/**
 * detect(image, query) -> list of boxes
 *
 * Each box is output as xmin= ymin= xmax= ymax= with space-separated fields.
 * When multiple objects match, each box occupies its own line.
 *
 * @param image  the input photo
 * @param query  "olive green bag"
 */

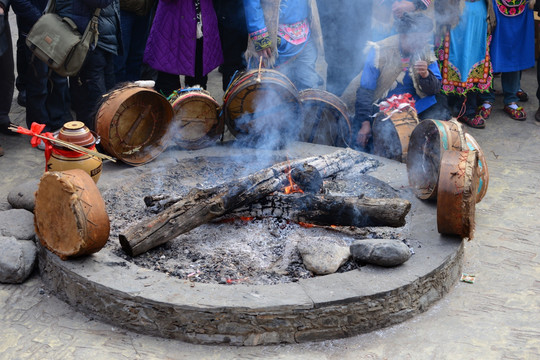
xmin=26 ymin=0 xmax=101 ymax=77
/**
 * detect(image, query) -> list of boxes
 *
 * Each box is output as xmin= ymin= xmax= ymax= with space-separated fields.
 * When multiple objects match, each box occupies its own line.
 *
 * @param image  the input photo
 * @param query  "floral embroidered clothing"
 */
xmin=243 ymin=0 xmax=310 ymax=63
xmin=437 ymin=0 xmax=492 ymax=94
xmin=490 ymin=0 xmax=534 ymax=72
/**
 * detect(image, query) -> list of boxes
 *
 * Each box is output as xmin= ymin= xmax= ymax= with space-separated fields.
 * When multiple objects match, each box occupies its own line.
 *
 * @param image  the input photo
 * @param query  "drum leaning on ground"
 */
xmin=34 ymin=169 xmax=110 ymax=260
xmin=372 ymin=107 xmax=419 ymax=163
xmin=407 ymin=119 xmax=465 ymax=200
xmin=96 ymin=85 xmax=174 ymax=166
xmin=437 ymin=150 xmax=479 ymax=239
xmin=298 ymin=89 xmax=352 ymax=147
xmin=169 ymin=88 xmax=223 ymax=149
xmin=464 ymin=133 xmax=489 ymax=202
xmin=222 ymin=69 xmax=301 ymax=148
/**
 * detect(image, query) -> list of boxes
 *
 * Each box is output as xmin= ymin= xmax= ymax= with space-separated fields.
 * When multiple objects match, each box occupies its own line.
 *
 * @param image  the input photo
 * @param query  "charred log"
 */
xmin=221 ymin=193 xmax=410 ymax=228
xmin=119 ymin=149 xmax=377 ymax=256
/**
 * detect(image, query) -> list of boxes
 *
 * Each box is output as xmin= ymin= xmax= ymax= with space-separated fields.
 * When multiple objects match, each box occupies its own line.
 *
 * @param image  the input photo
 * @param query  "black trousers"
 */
xmin=70 ymin=47 xmax=115 ymax=131
xmin=214 ymin=0 xmax=247 ymax=91
xmin=154 ymin=38 xmax=208 ymax=97
xmin=0 ymin=19 xmax=14 ymax=129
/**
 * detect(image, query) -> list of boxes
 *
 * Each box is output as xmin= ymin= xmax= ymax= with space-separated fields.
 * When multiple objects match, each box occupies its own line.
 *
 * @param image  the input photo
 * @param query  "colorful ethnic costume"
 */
xmin=477 ymin=0 xmax=535 ymax=121
xmin=437 ymin=0 xmax=493 ymax=95
xmin=242 ymin=0 xmax=323 ymax=90
xmin=354 ymin=34 xmax=443 ymax=123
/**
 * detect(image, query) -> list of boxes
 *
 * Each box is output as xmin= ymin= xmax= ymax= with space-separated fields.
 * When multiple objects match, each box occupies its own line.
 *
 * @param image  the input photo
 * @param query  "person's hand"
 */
xmin=414 ymin=60 xmax=429 ymax=78
xmin=257 ymin=48 xmax=272 ymax=60
xmin=356 ymin=121 xmax=372 ymax=148
xmin=392 ymin=0 xmax=415 ymax=18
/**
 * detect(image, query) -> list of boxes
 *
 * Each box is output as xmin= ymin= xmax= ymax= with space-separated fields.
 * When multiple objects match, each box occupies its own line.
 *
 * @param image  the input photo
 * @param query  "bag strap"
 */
xmin=81 ymin=8 xmax=102 ymax=48
xmin=44 ymin=0 xmax=102 ymax=48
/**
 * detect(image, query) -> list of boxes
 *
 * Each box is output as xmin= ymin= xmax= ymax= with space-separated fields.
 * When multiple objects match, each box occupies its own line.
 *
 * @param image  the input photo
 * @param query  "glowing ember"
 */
xmin=298 ymin=222 xmax=315 ymax=228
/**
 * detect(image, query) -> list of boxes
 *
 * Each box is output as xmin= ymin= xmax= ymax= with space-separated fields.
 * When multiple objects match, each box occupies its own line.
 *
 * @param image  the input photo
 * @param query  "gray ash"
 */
xmin=102 ymin=156 xmax=404 ymax=285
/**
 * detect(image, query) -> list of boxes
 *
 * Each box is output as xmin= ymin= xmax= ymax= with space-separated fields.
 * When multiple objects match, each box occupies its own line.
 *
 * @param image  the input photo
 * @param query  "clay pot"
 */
xmin=46 ymin=121 xmax=103 ymax=183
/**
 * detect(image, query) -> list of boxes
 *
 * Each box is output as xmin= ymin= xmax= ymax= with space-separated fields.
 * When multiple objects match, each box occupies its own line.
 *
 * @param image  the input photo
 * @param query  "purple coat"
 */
xmin=144 ymin=0 xmax=223 ymax=76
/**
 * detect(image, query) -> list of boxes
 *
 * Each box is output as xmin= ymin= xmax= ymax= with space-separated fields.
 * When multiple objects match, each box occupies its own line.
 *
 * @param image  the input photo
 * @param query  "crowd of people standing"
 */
xmin=0 ymin=0 xmax=539 ymax=157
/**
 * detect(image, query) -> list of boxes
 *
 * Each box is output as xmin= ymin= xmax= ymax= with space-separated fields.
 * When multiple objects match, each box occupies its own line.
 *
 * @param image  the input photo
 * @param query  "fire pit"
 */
xmin=38 ymin=143 xmax=463 ymax=345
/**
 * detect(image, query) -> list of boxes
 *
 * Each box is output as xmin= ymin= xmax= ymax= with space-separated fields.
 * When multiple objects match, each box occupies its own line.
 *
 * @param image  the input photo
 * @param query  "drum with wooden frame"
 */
xmin=222 ymin=69 xmax=301 ymax=148
xmin=168 ymin=87 xmax=223 ymax=149
xmin=96 ymin=85 xmax=174 ymax=166
xmin=406 ymin=118 xmax=465 ymax=200
xmin=372 ymin=106 xmax=419 ymax=162
xmin=437 ymin=150 xmax=479 ymax=239
xmin=298 ymin=89 xmax=352 ymax=147
xmin=34 ymin=169 xmax=110 ymax=260
xmin=463 ymin=133 xmax=489 ymax=203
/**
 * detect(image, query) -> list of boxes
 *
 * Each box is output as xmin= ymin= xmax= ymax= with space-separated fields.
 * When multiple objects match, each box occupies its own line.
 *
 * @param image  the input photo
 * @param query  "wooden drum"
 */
xmin=407 ymin=119 xmax=465 ymax=200
xmin=463 ymin=133 xmax=489 ymax=202
xmin=34 ymin=169 xmax=110 ymax=260
xmin=372 ymin=107 xmax=419 ymax=163
xmin=96 ymin=85 xmax=174 ymax=166
xmin=437 ymin=150 xmax=479 ymax=239
xmin=298 ymin=89 xmax=352 ymax=147
xmin=222 ymin=69 xmax=301 ymax=148
xmin=168 ymin=88 xmax=223 ymax=149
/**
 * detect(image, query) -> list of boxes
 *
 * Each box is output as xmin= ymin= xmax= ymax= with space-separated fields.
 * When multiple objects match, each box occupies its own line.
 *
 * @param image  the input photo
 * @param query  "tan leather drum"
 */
xmin=34 ymin=169 xmax=110 ymax=260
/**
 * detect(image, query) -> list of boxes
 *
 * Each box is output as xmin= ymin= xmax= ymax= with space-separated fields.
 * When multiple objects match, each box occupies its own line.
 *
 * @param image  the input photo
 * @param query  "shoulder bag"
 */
xmin=26 ymin=0 xmax=101 ymax=77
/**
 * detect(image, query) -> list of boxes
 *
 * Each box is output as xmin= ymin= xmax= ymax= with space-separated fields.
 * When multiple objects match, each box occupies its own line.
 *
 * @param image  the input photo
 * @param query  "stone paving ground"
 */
xmin=1 ymin=10 xmax=540 ymax=360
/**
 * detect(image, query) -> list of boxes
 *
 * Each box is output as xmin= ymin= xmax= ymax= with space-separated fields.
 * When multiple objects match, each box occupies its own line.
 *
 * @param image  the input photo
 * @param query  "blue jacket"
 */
xmin=55 ymin=0 xmax=122 ymax=55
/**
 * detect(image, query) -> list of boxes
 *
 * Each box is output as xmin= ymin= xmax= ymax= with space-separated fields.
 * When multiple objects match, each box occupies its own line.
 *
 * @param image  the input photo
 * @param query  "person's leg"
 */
xmin=71 ymin=48 xmax=109 ymax=130
xmin=278 ymin=38 xmax=322 ymax=91
xmin=501 ymin=71 xmax=520 ymax=105
xmin=114 ymin=10 xmax=135 ymax=84
xmin=15 ymin=17 xmax=27 ymax=107
xmin=536 ymin=60 xmax=540 ymax=121
xmin=155 ymin=71 xmax=181 ymax=97
xmin=124 ymin=14 xmax=151 ymax=82
xmin=0 ymin=22 xmax=14 ymax=131
xmin=185 ymin=38 xmax=208 ymax=89
xmin=45 ymin=72 xmax=72 ymax=132
xmin=24 ymin=48 xmax=49 ymax=129
xmin=418 ymin=94 xmax=452 ymax=121
xmin=501 ymin=71 xmax=526 ymax=120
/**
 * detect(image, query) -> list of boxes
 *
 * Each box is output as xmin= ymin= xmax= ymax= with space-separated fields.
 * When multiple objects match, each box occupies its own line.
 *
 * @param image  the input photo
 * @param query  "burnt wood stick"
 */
xmin=119 ymin=149 xmax=377 ymax=256
xmin=218 ymin=193 xmax=411 ymax=228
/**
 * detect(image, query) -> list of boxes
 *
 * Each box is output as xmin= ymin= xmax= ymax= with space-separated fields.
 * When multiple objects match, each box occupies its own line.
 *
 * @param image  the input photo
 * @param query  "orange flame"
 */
xmin=282 ymin=163 xmax=304 ymax=195
xmin=298 ymin=222 xmax=314 ymax=228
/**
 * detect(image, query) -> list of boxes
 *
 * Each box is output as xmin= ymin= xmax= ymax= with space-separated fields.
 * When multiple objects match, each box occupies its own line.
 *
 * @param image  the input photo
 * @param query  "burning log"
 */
xmin=222 ymin=193 xmax=410 ymax=228
xmin=119 ymin=149 xmax=377 ymax=256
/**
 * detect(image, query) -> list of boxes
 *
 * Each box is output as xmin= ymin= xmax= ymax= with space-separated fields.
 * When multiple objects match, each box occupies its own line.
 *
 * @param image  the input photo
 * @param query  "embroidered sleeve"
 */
xmin=249 ymin=27 xmax=272 ymax=51
xmin=243 ymin=0 xmax=272 ymax=51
